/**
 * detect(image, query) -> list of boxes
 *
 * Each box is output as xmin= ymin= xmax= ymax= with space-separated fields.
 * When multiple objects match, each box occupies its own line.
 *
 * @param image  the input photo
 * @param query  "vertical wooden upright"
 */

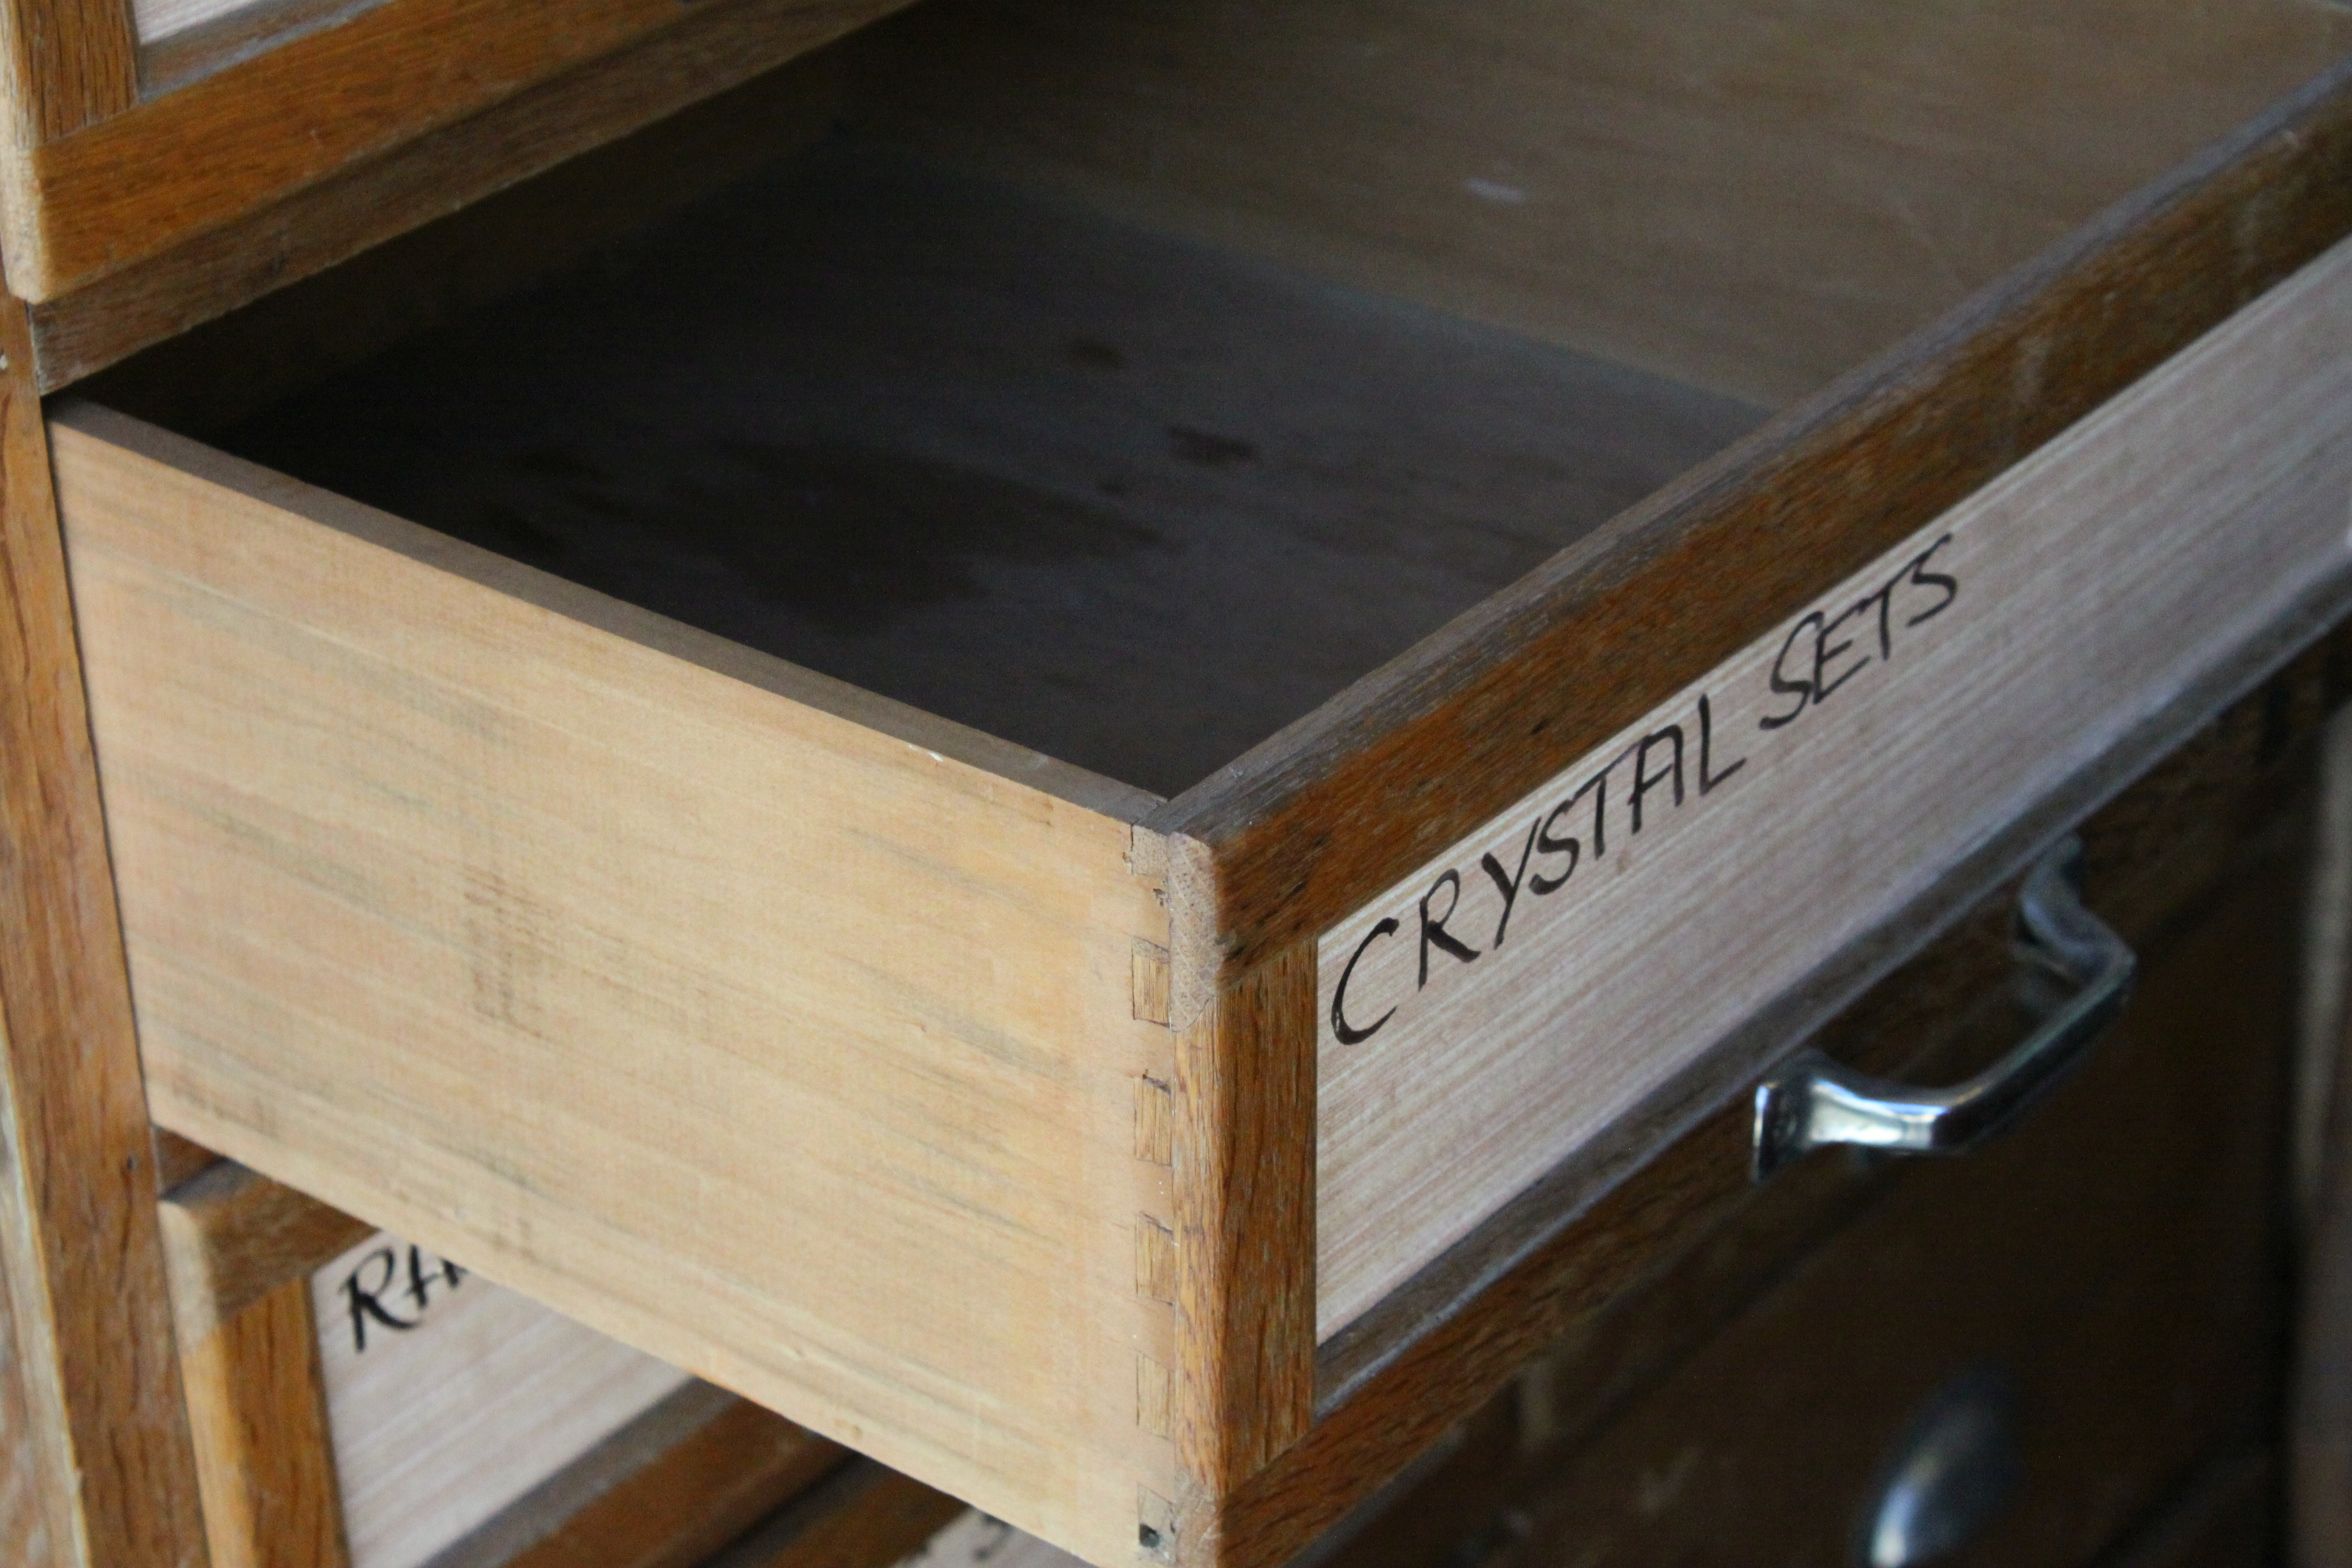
xmin=0 ymin=289 xmax=211 ymax=1567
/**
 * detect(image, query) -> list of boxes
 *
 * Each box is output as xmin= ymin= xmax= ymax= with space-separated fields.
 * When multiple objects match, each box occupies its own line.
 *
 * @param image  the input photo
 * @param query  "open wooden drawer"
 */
xmin=43 ymin=3 xmax=2352 ymax=1563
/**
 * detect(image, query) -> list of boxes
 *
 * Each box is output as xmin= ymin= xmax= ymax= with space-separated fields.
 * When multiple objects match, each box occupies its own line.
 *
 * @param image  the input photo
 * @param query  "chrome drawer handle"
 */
xmin=1752 ymin=838 xmax=2135 ymax=1181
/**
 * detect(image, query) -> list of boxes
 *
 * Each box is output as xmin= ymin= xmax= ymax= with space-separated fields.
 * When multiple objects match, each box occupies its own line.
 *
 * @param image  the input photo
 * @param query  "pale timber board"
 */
xmin=1316 ymin=236 xmax=2352 ymax=1340
xmin=309 ymin=1231 xmax=687 ymax=1568
xmin=50 ymin=408 xmax=1176 ymax=1566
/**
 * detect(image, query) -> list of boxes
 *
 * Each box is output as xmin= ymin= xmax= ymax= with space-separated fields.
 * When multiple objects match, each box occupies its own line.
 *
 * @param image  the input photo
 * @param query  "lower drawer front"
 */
xmin=163 ymin=1169 xmax=837 ymax=1568
xmin=1495 ymin=862 xmax=2294 ymax=1566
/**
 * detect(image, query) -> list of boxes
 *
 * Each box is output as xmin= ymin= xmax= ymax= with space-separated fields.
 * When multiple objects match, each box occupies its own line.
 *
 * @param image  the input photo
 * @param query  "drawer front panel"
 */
xmin=310 ymin=1232 xmax=689 ymax=1568
xmin=1317 ymin=235 xmax=2352 ymax=1338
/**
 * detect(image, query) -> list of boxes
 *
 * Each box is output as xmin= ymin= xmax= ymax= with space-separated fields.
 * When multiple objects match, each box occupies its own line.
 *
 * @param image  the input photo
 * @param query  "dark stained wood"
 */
xmin=427 ymin=1384 xmax=845 ymax=1568
xmin=23 ymin=0 xmax=901 ymax=385
xmin=2296 ymin=711 xmax=2352 ymax=1568
xmin=1202 ymin=642 xmax=2340 ymax=1568
xmin=178 ymin=1278 xmax=346 ymax=1568
xmin=0 ymin=0 xmax=135 ymax=145
xmin=1170 ymin=937 xmax=1315 ymax=1546
xmin=705 ymin=1461 xmax=965 ymax=1568
xmin=1492 ymin=862 xmax=2295 ymax=1567
xmin=1148 ymin=56 xmax=2352 ymax=971
xmin=0 ymin=291 xmax=210 ymax=1567
xmin=69 ymin=49 xmax=850 ymax=422
xmin=2 ymin=0 xmax=912 ymax=305
xmin=177 ymin=140 xmax=1757 ymax=798
xmin=158 ymin=1161 xmax=373 ymax=1344
xmin=2101 ymin=1454 xmax=2276 ymax=1568
xmin=841 ymin=0 xmax=2352 ymax=411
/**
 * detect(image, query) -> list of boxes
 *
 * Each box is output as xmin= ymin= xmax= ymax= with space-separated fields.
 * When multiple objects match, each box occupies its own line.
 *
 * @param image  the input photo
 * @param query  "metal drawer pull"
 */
xmin=1752 ymin=838 xmax=2135 ymax=1181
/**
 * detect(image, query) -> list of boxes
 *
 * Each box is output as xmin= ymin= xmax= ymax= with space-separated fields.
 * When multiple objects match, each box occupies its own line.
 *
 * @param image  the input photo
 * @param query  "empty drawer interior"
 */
xmin=89 ymin=0 xmax=2352 ymax=802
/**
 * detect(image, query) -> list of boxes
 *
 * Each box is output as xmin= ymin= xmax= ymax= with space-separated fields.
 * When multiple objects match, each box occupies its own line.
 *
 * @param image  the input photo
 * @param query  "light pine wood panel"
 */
xmin=52 ymin=409 xmax=1179 ymax=1566
xmin=1316 ymin=235 xmax=2352 ymax=1337
xmin=849 ymin=0 xmax=2352 ymax=408
xmin=0 ymin=299 xmax=212 ymax=1567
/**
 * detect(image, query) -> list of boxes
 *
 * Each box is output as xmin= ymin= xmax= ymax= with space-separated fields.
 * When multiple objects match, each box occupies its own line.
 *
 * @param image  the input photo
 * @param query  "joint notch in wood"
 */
xmin=1134 ymin=1212 xmax=1175 ymax=1303
xmin=1135 ymin=1352 xmax=1171 ymax=1439
xmin=1132 ymin=939 xmax=1171 ymax=1025
xmin=1133 ymin=1075 xmax=1173 ymax=1165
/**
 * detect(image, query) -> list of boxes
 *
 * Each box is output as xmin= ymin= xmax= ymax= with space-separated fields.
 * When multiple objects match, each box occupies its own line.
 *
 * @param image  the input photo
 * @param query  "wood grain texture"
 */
xmin=1166 ymin=935 xmax=1314 ymax=1548
xmin=427 ymin=1384 xmax=842 ymax=1568
xmin=29 ymin=0 xmax=880 ymax=387
xmin=311 ymin=1231 xmax=690 ymax=1568
xmin=0 ymin=1244 xmax=67 ymax=1566
xmin=885 ymin=1512 xmax=1085 ymax=1568
xmin=0 ymin=0 xmax=908 ymax=305
xmin=0 ymin=0 xmax=136 ymax=145
xmin=849 ymin=0 xmax=2352 ymax=408
xmin=1314 ymin=233 xmax=2352 ymax=1336
xmin=0 ymin=298 xmax=210 ymax=1568
xmin=1208 ymin=643 xmax=2346 ymax=1568
xmin=1147 ymin=54 xmax=2352 ymax=976
xmin=160 ymin=1160 xmax=373 ymax=1345
xmin=708 ymin=1463 xmax=964 ymax=1568
xmin=178 ymin=1277 xmax=347 ymax=1568
xmin=52 ymin=407 xmax=1177 ymax=1565
xmin=67 ymin=47 xmax=849 ymax=420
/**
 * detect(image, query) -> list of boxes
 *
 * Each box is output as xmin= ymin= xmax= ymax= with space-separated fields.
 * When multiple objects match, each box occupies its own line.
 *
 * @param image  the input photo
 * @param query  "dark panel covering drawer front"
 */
xmin=1495 ymin=859 xmax=2297 ymax=1567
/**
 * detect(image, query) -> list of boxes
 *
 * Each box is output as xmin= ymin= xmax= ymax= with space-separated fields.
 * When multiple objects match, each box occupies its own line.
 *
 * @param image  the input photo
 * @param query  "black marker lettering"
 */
xmin=1417 ymin=870 xmax=1480 ymax=987
xmin=1697 ymin=693 xmax=1747 ymax=794
xmin=342 ymin=1247 xmax=414 ymax=1353
xmin=1865 ymin=577 xmax=1899 ymax=659
xmin=1478 ymin=818 xmax=1542 ymax=947
xmin=1330 ymin=917 xmax=1399 ymax=1045
xmin=1529 ymin=797 xmax=1581 ymax=896
xmin=405 ymin=1245 xmax=464 ymax=1313
xmin=1813 ymin=599 xmax=1872 ymax=702
xmin=1759 ymin=612 xmax=1823 ymax=731
xmin=1905 ymin=533 xmax=1960 ymax=625
xmin=1628 ymin=725 xmax=1685 ymax=833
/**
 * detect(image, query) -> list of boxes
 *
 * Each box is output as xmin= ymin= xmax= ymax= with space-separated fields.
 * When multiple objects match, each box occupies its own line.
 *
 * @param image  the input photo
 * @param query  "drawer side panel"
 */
xmin=53 ymin=412 xmax=1177 ymax=1566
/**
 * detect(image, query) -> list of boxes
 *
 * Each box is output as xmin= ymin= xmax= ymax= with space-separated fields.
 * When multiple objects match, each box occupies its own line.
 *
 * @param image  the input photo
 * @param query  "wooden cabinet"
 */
xmin=0 ymin=2 xmax=2344 ymax=1566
